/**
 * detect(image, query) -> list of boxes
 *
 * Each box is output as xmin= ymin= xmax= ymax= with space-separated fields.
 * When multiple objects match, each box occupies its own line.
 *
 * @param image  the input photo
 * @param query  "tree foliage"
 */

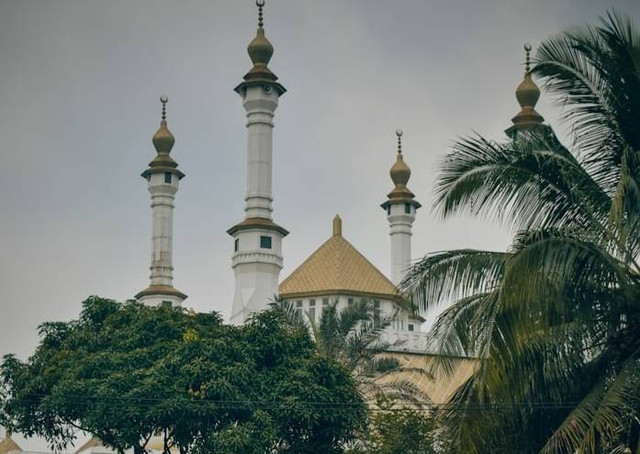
xmin=0 ymin=297 xmax=366 ymax=453
xmin=402 ymin=10 xmax=640 ymax=454
xmin=348 ymin=395 xmax=437 ymax=454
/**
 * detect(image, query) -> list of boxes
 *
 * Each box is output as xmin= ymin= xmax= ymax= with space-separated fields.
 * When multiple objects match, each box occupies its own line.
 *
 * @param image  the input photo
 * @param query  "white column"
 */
xmin=148 ymin=173 xmax=177 ymax=286
xmin=243 ymin=86 xmax=278 ymax=219
xmin=229 ymin=85 xmax=287 ymax=325
xmin=387 ymin=203 xmax=416 ymax=285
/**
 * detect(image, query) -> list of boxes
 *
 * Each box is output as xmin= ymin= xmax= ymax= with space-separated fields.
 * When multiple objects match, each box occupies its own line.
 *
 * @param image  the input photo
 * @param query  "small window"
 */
xmin=322 ymin=298 xmax=329 ymax=306
xmin=374 ymin=300 xmax=380 ymax=308
xmin=373 ymin=300 xmax=381 ymax=327
xmin=296 ymin=300 xmax=303 ymax=308
xmin=387 ymin=205 xmax=391 ymax=215
xmin=309 ymin=299 xmax=316 ymax=307
xmin=408 ymin=324 xmax=414 ymax=332
xmin=164 ymin=172 xmax=172 ymax=184
xmin=404 ymin=203 xmax=411 ymax=214
xmin=260 ymin=236 xmax=272 ymax=249
xmin=347 ymin=297 xmax=354 ymax=306
xmin=234 ymin=238 xmax=239 ymax=252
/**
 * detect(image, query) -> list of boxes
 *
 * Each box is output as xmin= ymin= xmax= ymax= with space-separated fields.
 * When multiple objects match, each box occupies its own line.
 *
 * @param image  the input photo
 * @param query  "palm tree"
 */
xmin=402 ymin=11 xmax=640 ymax=453
xmin=271 ymin=298 xmax=430 ymax=402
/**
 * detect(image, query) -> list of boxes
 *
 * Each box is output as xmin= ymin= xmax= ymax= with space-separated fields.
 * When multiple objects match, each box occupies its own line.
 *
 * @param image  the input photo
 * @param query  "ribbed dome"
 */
xmin=516 ymin=72 xmax=540 ymax=109
xmin=248 ymin=28 xmax=273 ymax=67
xmin=152 ymin=120 xmax=175 ymax=155
xmin=390 ymin=154 xmax=411 ymax=186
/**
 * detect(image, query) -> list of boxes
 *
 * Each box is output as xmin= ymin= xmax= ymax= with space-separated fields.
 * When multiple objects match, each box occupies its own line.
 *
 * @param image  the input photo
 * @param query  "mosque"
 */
xmin=0 ymin=1 xmax=550 ymax=452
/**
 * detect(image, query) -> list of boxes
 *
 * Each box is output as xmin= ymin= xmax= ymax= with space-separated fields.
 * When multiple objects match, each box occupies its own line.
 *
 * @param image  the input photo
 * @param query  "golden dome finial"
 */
xmin=247 ymin=0 xmax=273 ymax=68
xmin=390 ymin=130 xmax=410 ymax=187
xmin=152 ymin=95 xmax=175 ymax=155
xmin=509 ymin=43 xmax=544 ymax=129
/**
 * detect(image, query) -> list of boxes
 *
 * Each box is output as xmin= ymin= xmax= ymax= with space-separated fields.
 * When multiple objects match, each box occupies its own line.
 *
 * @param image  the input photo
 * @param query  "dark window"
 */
xmin=387 ymin=205 xmax=391 ymax=215
xmin=322 ymin=298 xmax=329 ymax=306
xmin=164 ymin=172 xmax=172 ymax=184
xmin=309 ymin=299 xmax=316 ymax=307
xmin=296 ymin=300 xmax=303 ymax=308
xmin=347 ymin=297 xmax=354 ymax=306
xmin=234 ymin=238 xmax=239 ymax=252
xmin=405 ymin=203 xmax=411 ymax=214
xmin=408 ymin=324 xmax=414 ymax=332
xmin=260 ymin=236 xmax=272 ymax=249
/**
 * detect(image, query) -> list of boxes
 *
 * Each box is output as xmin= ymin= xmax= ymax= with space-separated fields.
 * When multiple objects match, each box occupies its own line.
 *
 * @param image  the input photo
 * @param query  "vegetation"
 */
xmin=273 ymin=299 xmax=436 ymax=452
xmin=272 ymin=298 xmax=429 ymax=401
xmin=349 ymin=395 xmax=437 ymax=454
xmin=402 ymin=11 xmax=640 ymax=453
xmin=0 ymin=297 xmax=367 ymax=453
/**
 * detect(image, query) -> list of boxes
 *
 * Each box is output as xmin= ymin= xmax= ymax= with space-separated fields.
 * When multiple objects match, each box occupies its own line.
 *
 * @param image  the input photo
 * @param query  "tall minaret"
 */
xmin=135 ymin=96 xmax=187 ymax=306
xmin=381 ymin=130 xmax=421 ymax=285
xmin=227 ymin=0 xmax=288 ymax=324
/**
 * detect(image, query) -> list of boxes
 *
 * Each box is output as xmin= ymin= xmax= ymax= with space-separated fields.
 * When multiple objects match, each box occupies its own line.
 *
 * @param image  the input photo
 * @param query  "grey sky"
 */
xmin=1 ymin=2 xmax=639 ymax=446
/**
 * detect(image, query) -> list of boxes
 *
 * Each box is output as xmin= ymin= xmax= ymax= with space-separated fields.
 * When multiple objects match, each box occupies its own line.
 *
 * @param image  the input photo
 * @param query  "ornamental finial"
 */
xmin=160 ymin=95 xmax=168 ymax=121
xmin=256 ymin=0 xmax=265 ymax=28
xmin=524 ymin=42 xmax=532 ymax=73
xmin=396 ymin=129 xmax=403 ymax=154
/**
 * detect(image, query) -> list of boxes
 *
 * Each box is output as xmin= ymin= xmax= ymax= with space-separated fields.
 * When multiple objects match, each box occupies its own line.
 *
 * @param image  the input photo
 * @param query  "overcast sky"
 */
xmin=1 ymin=1 xmax=639 ymax=447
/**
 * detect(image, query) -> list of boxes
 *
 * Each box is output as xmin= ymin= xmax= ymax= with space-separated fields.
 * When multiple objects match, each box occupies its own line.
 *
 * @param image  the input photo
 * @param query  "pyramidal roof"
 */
xmin=0 ymin=434 xmax=22 ymax=454
xmin=74 ymin=437 xmax=104 ymax=454
xmin=279 ymin=216 xmax=399 ymax=300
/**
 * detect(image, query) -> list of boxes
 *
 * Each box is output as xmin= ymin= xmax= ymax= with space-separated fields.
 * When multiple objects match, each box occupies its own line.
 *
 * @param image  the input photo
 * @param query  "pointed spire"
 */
xmin=142 ymin=96 xmax=184 ymax=180
xmin=390 ymin=129 xmax=411 ymax=187
xmin=257 ymin=0 xmax=264 ymax=28
xmin=152 ymin=95 xmax=175 ymax=155
xmin=333 ymin=215 xmax=342 ymax=236
xmin=247 ymin=0 xmax=274 ymax=69
xmin=235 ymin=0 xmax=286 ymax=95
xmin=507 ymin=43 xmax=544 ymax=135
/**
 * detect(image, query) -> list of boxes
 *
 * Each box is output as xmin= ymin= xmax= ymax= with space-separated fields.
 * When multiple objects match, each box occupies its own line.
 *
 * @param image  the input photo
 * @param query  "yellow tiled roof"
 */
xmin=75 ymin=437 xmax=103 ymax=453
xmin=279 ymin=216 xmax=398 ymax=299
xmin=0 ymin=434 xmax=22 ymax=454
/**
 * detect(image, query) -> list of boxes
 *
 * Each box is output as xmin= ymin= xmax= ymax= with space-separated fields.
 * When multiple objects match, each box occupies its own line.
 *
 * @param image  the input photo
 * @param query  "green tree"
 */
xmin=402 ymin=11 xmax=640 ymax=454
xmin=272 ymin=298 xmax=428 ymax=402
xmin=349 ymin=395 xmax=437 ymax=454
xmin=0 ymin=297 xmax=366 ymax=453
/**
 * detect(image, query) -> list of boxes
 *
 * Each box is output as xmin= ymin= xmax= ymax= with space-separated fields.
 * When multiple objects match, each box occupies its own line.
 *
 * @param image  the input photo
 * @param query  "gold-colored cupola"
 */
xmin=141 ymin=96 xmax=185 ymax=180
xmin=235 ymin=0 xmax=286 ymax=96
xmin=381 ymin=130 xmax=422 ymax=210
xmin=506 ymin=44 xmax=545 ymax=138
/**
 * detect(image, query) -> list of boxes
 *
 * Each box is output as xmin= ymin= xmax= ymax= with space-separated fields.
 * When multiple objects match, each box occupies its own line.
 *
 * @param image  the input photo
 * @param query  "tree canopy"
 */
xmin=0 ymin=297 xmax=366 ymax=453
xmin=402 ymin=10 xmax=640 ymax=454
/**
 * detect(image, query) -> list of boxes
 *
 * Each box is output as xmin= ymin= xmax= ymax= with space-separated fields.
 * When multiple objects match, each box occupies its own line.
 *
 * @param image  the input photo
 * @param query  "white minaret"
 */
xmin=228 ymin=0 xmax=288 ymax=324
xmin=135 ymin=96 xmax=187 ymax=306
xmin=381 ymin=130 xmax=421 ymax=285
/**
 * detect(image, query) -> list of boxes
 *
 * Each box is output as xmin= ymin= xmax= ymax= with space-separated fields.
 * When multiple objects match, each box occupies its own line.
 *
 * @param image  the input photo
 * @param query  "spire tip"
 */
xmin=395 ymin=129 xmax=403 ymax=154
xmin=524 ymin=42 xmax=532 ymax=72
xmin=256 ymin=0 xmax=265 ymax=28
xmin=160 ymin=95 xmax=168 ymax=121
